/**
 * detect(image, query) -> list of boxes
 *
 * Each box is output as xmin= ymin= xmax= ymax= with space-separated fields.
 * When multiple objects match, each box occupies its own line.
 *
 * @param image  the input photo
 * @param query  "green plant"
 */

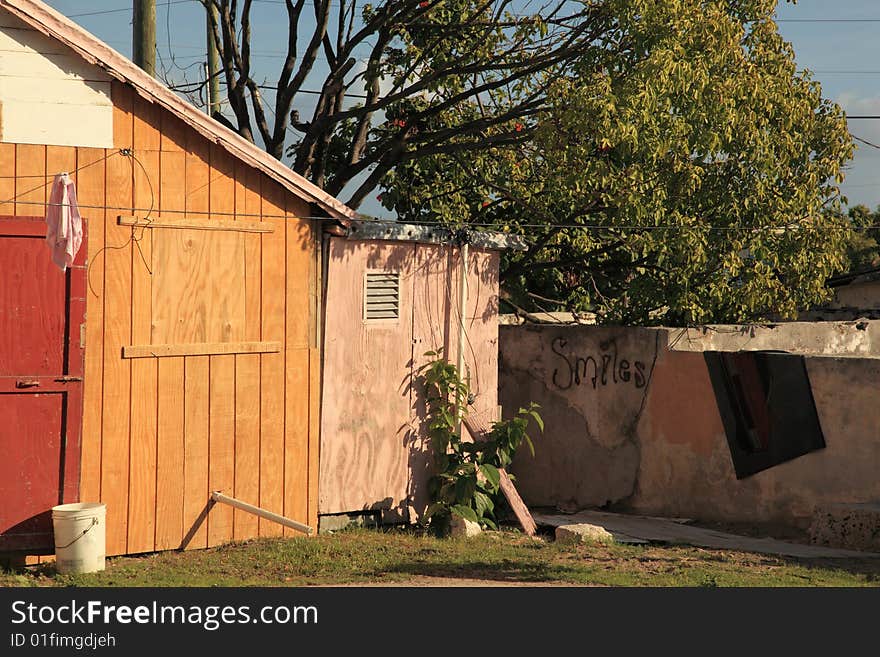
xmin=419 ymin=351 xmax=543 ymax=534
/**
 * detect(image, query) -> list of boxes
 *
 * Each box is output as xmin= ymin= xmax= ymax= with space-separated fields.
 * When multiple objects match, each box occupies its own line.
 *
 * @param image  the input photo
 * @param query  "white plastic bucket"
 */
xmin=51 ymin=502 xmax=106 ymax=575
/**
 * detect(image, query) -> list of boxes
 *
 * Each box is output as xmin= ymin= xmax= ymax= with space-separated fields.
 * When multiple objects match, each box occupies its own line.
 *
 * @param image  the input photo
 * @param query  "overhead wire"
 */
xmin=851 ymin=134 xmax=880 ymax=150
xmin=4 ymin=194 xmax=875 ymax=232
xmin=82 ymin=149 xmax=156 ymax=297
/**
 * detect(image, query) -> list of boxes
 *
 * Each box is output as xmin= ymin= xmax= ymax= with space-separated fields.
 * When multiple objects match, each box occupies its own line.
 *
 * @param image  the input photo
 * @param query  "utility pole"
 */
xmin=133 ymin=0 xmax=156 ymax=77
xmin=206 ymin=4 xmax=221 ymax=117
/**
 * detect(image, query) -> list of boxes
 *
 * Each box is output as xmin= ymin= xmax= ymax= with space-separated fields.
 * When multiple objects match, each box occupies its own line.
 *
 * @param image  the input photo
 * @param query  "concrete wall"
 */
xmin=501 ymin=324 xmax=880 ymax=528
xmin=832 ymin=280 xmax=880 ymax=313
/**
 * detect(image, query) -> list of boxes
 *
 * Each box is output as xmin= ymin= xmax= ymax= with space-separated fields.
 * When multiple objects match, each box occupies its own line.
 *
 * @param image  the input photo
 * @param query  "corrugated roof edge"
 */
xmin=343 ymin=220 xmax=528 ymax=251
xmin=0 ymin=0 xmax=358 ymax=223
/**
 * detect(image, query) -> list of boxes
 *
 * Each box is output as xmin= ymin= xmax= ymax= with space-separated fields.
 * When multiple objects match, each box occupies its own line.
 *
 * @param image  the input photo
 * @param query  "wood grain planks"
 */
xmin=123 ymin=341 xmax=280 ymax=358
xmin=153 ymin=146 xmax=186 ymax=550
xmin=206 ymin=145 xmax=237 ymax=547
xmin=77 ymin=147 xmax=106 ymax=505
xmin=45 ymin=146 xmax=75 ymax=187
xmin=155 ymin=356 xmax=184 ymax=550
xmin=0 ymin=78 xmax=321 ymax=557
xmin=240 ymin=167 xmax=262 ymax=344
xmin=14 ymin=143 xmax=44 ymax=215
xmin=259 ymin=182 xmax=286 ymax=537
xmin=126 ymin=129 xmax=158 ymax=554
xmin=159 ymin=112 xmax=187 ymax=153
xmin=180 ymin=135 xmax=212 ymax=550
xmin=0 ymin=143 xmax=14 ymax=213
xmin=286 ymin=198 xmax=311 ymax=349
xmin=182 ymin=356 xmax=209 ymax=550
xmin=284 ymin=348 xmax=309 ymax=533
xmin=159 ymin=151 xmax=186 ymax=216
xmin=112 ymin=82 xmax=133 ymax=149
xmin=150 ymin=229 xmax=245 ymax=344
xmin=185 ymin=138 xmax=210 ymax=221
xmin=132 ymin=99 xmax=161 ymax=152
xmin=283 ymin=196 xmax=313 ymax=533
xmin=308 ymin=347 xmax=320 ymax=533
xmin=102 ymin=83 xmax=134 ymax=555
xmin=118 ymin=215 xmax=273 ymax=233
xmin=233 ymin=353 xmax=260 ymax=540
xmin=233 ymin=164 xmax=261 ymax=540
xmin=208 ymin=354 xmax=235 ymax=546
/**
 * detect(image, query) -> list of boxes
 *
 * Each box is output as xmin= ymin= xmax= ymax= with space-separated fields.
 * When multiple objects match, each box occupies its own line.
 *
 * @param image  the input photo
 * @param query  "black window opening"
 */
xmin=703 ymin=351 xmax=826 ymax=479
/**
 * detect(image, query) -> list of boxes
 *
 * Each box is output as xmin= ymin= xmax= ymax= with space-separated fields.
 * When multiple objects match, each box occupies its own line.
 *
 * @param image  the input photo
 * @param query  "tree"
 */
xmin=837 ymin=205 xmax=880 ymax=273
xmin=194 ymin=0 xmax=607 ymax=207
xmin=381 ymin=0 xmax=856 ymax=324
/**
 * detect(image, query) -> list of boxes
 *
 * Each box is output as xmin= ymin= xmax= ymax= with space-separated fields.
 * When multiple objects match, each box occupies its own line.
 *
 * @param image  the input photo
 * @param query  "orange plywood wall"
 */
xmin=1 ymin=80 xmax=321 ymax=556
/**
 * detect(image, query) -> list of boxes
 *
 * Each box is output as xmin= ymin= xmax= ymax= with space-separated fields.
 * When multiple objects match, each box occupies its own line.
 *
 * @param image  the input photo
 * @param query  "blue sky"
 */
xmin=41 ymin=0 xmax=880 ymax=213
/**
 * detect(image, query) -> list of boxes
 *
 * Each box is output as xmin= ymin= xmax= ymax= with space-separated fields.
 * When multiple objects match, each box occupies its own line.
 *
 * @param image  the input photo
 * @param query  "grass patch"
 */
xmin=2 ymin=527 xmax=878 ymax=587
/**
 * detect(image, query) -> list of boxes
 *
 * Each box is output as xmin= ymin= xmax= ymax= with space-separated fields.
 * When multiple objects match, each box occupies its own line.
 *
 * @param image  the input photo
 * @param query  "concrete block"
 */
xmin=555 ymin=523 xmax=614 ymax=545
xmin=318 ymin=512 xmax=380 ymax=534
xmin=449 ymin=515 xmax=482 ymax=538
xmin=809 ymin=503 xmax=880 ymax=553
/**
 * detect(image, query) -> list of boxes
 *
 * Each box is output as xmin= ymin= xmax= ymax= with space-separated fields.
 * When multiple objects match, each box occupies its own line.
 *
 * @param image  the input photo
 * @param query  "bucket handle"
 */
xmin=55 ymin=517 xmax=99 ymax=550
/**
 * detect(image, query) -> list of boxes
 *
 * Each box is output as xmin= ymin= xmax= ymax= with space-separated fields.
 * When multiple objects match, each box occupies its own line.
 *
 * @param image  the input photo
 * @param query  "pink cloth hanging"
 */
xmin=45 ymin=172 xmax=83 ymax=271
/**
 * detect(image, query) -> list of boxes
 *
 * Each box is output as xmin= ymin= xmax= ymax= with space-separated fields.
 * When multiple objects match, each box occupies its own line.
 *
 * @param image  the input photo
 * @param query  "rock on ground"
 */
xmin=555 ymin=523 xmax=614 ymax=545
xmin=450 ymin=515 xmax=482 ymax=538
xmin=809 ymin=503 xmax=880 ymax=553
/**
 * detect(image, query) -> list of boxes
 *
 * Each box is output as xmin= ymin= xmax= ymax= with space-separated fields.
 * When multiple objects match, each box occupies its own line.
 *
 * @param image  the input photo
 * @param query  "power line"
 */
xmin=5 ymin=195 xmax=871 ymax=231
xmin=776 ymin=18 xmax=880 ymax=23
xmin=852 ymin=134 xmax=880 ymax=150
xmin=168 ymin=79 xmax=369 ymax=100
xmin=61 ymin=3 xmax=880 ymax=24
xmin=67 ymin=0 xmax=354 ymax=19
xmin=68 ymin=0 xmax=191 ymax=19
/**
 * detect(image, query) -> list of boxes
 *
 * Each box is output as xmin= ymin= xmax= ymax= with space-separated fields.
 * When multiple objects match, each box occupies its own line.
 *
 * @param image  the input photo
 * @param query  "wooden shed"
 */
xmin=319 ymin=222 xmax=524 ymax=526
xmin=0 ymin=0 xmax=356 ymax=558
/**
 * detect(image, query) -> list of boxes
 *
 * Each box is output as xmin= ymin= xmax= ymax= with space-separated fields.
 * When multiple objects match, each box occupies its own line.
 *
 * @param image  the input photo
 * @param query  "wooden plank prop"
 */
xmin=462 ymin=415 xmax=537 ymax=537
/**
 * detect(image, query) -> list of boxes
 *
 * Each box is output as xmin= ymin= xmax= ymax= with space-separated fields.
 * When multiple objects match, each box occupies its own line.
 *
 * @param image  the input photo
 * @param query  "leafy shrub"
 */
xmin=418 ymin=351 xmax=542 ymax=534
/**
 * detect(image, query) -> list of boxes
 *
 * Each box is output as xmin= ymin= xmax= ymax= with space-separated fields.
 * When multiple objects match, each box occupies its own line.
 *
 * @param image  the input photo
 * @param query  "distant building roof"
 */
xmin=341 ymin=220 xmax=528 ymax=251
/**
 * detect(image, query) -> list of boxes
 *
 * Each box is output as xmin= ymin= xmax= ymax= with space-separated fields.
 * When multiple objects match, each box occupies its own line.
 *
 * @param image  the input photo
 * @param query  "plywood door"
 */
xmin=0 ymin=215 xmax=86 ymax=551
xmin=319 ymin=239 xmax=416 ymax=520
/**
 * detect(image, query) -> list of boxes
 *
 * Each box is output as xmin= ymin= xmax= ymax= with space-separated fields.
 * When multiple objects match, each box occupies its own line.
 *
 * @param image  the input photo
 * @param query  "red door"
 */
xmin=0 ymin=215 xmax=86 ymax=552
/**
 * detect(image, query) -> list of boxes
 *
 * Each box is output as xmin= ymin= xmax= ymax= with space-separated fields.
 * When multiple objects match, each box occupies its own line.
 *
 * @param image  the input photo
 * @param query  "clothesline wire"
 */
xmin=0 ymin=195 xmax=878 ymax=232
xmin=2 ymin=151 xmax=875 ymax=236
xmin=84 ymin=150 xmax=156 ymax=298
xmin=0 ymin=149 xmax=124 ymax=211
xmin=5 ymin=197 xmax=877 ymax=232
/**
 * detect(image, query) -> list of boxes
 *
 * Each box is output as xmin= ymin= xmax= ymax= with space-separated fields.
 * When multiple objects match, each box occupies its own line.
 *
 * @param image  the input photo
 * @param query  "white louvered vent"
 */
xmin=364 ymin=270 xmax=401 ymax=321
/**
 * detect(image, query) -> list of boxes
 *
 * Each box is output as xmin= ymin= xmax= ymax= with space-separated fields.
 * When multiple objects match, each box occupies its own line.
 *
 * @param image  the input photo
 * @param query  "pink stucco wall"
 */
xmin=320 ymin=237 xmax=500 ymax=521
xmin=501 ymin=324 xmax=880 ymax=528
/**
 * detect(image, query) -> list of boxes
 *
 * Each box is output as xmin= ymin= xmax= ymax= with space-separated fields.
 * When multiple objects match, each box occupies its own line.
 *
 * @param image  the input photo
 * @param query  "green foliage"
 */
xmin=834 ymin=204 xmax=880 ymax=273
xmin=382 ymin=0 xmax=856 ymax=325
xmin=418 ymin=351 xmax=542 ymax=534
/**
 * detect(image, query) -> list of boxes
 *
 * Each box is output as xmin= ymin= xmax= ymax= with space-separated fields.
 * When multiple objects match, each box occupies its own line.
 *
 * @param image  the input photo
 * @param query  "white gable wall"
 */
xmin=0 ymin=9 xmax=112 ymax=148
